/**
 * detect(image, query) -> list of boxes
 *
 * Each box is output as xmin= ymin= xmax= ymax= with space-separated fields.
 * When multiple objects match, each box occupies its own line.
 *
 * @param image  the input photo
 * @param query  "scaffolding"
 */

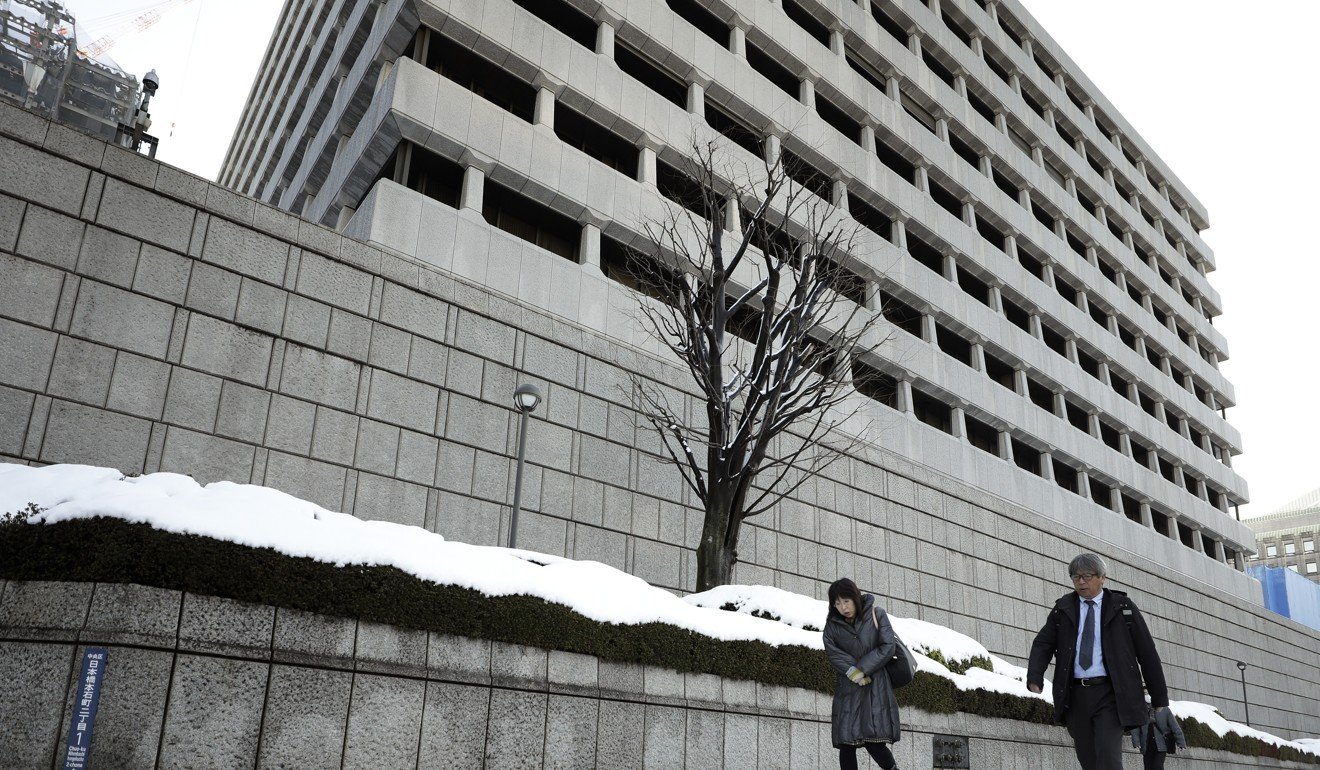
xmin=0 ymin=0 xmax=142 ymax=144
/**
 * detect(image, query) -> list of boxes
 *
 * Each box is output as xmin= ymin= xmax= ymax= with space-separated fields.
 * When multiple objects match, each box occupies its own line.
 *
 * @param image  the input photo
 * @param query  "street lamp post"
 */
xmin=508 ymin=383 xmax=542 ymax=549
xmin=1236 ymin=661 xmax=1250 ymax=726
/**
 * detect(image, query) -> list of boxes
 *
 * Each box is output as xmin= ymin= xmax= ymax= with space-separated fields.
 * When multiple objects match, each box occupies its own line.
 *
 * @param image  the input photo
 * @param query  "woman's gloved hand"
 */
xmin=846 ymin=666 xmax=872 ymax=686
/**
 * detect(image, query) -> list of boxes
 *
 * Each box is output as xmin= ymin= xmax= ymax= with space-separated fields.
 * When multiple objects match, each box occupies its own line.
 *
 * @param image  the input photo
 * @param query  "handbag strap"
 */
xmin=871 ymin=606 xmax=879 ymax=630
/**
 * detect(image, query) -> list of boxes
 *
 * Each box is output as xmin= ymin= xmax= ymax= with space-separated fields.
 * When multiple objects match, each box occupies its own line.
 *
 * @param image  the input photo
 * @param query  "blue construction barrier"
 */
xmin=1248 ymin=565 xmax=1320 ymax=632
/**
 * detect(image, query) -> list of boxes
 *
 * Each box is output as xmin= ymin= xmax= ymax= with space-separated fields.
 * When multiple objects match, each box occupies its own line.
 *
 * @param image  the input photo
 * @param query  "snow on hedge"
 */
xmin=2 ymin=463 xmax=1317 ymax=756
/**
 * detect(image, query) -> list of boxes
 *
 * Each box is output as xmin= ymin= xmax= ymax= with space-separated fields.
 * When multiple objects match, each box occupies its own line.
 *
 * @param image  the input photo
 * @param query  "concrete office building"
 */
xmin=1249 ymin=489 xmax=1320 ymax=582
xmin=0 ymin=0 xmax=1292 ymax=736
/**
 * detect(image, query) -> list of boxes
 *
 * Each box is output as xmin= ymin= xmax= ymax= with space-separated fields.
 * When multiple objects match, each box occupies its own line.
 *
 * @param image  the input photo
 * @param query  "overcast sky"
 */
xmin=67 ymin=0 xmax=1318 ymax=517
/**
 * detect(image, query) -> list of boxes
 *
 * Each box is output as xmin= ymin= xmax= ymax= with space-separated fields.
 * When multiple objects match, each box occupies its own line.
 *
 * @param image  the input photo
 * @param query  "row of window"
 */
xmin=1258 ymin=538 xmax=1317 ymax=558
xmin=395 ymin=19 xmax=1238 ymax=483
xmin=481 ymin=2 xmax=1231 ymax=413
xmin=767 ymin=0 xmax=1218 ymax=337
xmin=848 ymin=358 xmax=1238 ymax=566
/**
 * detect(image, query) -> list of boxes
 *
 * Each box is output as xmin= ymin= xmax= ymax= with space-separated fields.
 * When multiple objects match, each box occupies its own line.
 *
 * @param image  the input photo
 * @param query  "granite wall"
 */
xmin=2 ymin=579 xmax=1310 ymax=770
xmin=0 ymin=100 xmax=1317 ymax=738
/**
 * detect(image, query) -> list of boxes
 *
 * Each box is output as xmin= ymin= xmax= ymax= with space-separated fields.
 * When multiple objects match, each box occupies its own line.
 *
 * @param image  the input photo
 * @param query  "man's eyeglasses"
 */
xmin=1071 ymin=573 xmax=1099 ymax=582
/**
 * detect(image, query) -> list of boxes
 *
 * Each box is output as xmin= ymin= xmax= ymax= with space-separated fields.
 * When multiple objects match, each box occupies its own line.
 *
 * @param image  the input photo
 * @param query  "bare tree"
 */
xmin=625 ymin=140 xmax=889 ymax=592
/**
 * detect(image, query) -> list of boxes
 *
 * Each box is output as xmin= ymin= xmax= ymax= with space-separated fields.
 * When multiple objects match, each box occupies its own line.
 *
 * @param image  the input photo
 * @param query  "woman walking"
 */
xmin=824 ymin=578 xmax=902 ymax=770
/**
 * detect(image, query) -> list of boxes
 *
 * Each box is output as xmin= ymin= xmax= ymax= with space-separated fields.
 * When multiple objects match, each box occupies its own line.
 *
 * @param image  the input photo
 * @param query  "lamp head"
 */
xmin=513 ymin=383 xmax=542 ymax=413
xmin=1236 ymin=661 xmax=1246 ymax=672
xmin=142 ymin=69 xmax=160 ymax=95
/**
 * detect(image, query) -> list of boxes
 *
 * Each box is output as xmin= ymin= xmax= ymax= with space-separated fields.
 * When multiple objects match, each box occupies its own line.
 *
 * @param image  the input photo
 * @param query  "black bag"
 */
xmin=872 ymin=607 xmax=917 ymax=688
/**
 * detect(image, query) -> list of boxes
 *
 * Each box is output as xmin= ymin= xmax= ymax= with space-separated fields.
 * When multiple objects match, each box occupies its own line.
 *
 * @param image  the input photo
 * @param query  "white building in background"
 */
xmin=221 ymin=0 xmax=1251 ymax=591
xmin=1249 ymin=489 xmax=1320 ymax=582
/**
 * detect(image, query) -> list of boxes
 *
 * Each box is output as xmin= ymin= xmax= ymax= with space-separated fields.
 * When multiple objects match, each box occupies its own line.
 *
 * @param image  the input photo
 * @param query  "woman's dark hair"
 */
xmin=827 ymin=578 xmax=865 ymax=618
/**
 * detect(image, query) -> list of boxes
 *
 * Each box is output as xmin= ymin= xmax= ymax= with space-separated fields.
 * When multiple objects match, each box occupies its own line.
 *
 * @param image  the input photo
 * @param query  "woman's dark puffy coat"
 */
xmin=823 ymin=593 xmax=902 ymax=748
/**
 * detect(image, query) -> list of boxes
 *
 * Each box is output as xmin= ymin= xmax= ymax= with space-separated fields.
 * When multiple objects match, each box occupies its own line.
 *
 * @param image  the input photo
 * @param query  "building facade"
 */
xmin=222 ymin=0 xmax=1251 ymax=580
xmin=1249 ymin=490 xmax=1320 ymax=582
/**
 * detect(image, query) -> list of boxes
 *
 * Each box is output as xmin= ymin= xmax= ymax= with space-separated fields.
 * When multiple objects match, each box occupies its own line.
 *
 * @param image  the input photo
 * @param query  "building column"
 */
xmin=998 ymin=431 xmax=1014 ymax=461
xmin=987 ymin=283 xmax=1004 ymax=313
xmin=764 ymin=133 xmax=782 ymax=168
xmin=892 ymin=216 xmax=908 ymax=250
xmin=896 ymin=380 xmax=914 ymax=414
xmin=534 ymin=87 xmax=555 ymax=128
xmin=914 ymin=164 xmax=930 ymax=193
xmin=595 ymin=19 xmax=615 ymax=57
xmin=860 ymin=124 xmax=877 ymax=154
xmin=1040 ymin=452 xmax=1055 ymax=482
xmin=579 ymin=222 xmax=601 ymax=269
xmin=829 ymin=28 xmax=845 ymax=56
xmin=460 ymin=165 xmax=485 ymax=212
xmin=920 ymin=314 xmax=937 ymax=344
xmin=885 ymin=75 xmax=901 ymax=101
xmin=800 ymin=76 xmax=816 ymax=109
xmin=635 ymin=140 xmax=657 ymax=184
xmin=1077 ymin=470 xmax=1092 ymax=501
xmin=730 ymin=25 xmax=746 ymax=57
xmin=970 ymin=342 xmax=986 ymax=373
xmin=833 ymin=179 xmax=849 ymax=211
xmin=1013 ymin=369 xmax=1029 ymax=397
xmin=951 ymin=406 xmax=966 ymax=439
xmin=687 ymin=81 xmax=706 ymax=115
xmin=1139 ymin=502 xmax=1154 ymax=530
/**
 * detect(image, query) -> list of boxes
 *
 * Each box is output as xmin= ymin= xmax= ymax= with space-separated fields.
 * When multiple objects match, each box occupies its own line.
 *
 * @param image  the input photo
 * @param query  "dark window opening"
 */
xmin=483 ymin=181 xmax=580 ymax=260
xmin=657 ymin=159 xmax=711 ymax=219
xmin=935 ymin=323 xmax=974 ymax=366
xmin=1055 ymin=116 xmax=1077 ymax=147
xmin=941 ymin=11 xmax=974 ymax=46
xmin=875 ymin=136 xmax=917 ymax=183
xmin=1118 ymin=325 xmax=1137 ymax=351
xmin=1098 ymin=258 xmax=1119 ymax=284
xmin=1110 ymin=369 xmax=1131 ymax=400
xmin=1157 ymin=455 xmax=1176 ymax=483
xmin=667 ymin=0 xmax=730 ymax=44
xmin=1137 ymin=389 xmax=1158 ymax=417
xmin=1053 ymin=460 xmax=1080 ymax=494
xmin=901 ymin=92 xmax=938 ymax=134
xmin=1153 ymin=510 xmax=1171 ymax=538
xmin=1054 ymin=275 xmax=1079 ymax=306
xmin=511 ymin=0 xmax=596 ymax=48
xmin=746 ymin=42 xmax=800 ymax=98
xmin=1099 ymin=421 xmax=1122 ymax=452
xmin=615 ymin=42 xmax=687 ymax=107
xmin=1164 ymin=409 xmax=1182 ymax=434
xmin=871 ymin=3 xmax=910 ymax=45
xmin=912 ymin=388 xmax=953 ymax=434
xmin=879 ymin=291 xmax=923 ymax=337
xmin=1008 ymin=124 xmax=1034 ymax=157
xmin=705 ymin=101 xmax=763 ymax=156
xmin=741 ymin=207 xmax=802 ymax=263
xmin=1194 ymin=383 xmax=1211 ymax=407
xmin=966 ymin=414 xmax=1000 ymax=456
xmin=975 ymin=214 xmax=1006 ymax=251
xmin=1040 ymin=324 xmax=1068 ymax=357
xmin=991 ymin=166 xmax=1020 ymax=201
xmin=853 ymin=360 xmax=898 ymax=408
xmin=826 ymin=260 xmax=868 ymax=306
xmin=1026 ymin=377 xmax=1055 ymax=412
xmin=1177 ymin=520 xmax=1195 ymax=549
xmin=424 ymin=32 xmax=536 ymax=121
xmin=968 ymin=89 xmax=997 ymax=124
xmin=1145 ymin=343 xmax=1164 ymax=370
xmin=997 ymin=14 xmax=1024 ymax=45
xmin=1065 ymin=83 xmax=1087 ymax=112
xmin=817 ymin=96 xmax=863 ymax=144
xmin=956 ymin=267 xmax=991 ymax=306
xmin=1085 ymin=150 xmax=1106 ymax=177
xmin=1065 ymin=229 xmax=1088 ymax=257
xmin=1121 ymin=494 xmax=1143 ymax=524
xmin=1207 ymin=487 xmax=1224 ymax=510
xmin=984 ymin=51 xmax=1013 ymax=84
xmin=1089 ymin=477 xmax=1112 ymax=508
xmin=1077 ymin=189 xmax=1099 ymax=218
xmin=929 ymin=178 xmax=964 ymax=218
xmin=848 ymin=193 xmax=893 ymax=242
xmin=1201 ymin=534 xmax=1218 ymax=559
xmin=726 ymin=300 xmax=765 ymax=343
xmin=1017 ymin=245 xmax=1047 ymax=281
xmin=554 ymin=102 xmax=640 ymax=178
xmin=1128 ymin=280 xmax=1145 ymax=306
xmin=783 ymin=0 xmax=831 ymax=46
xmin=983 ymin=352 xmax=1016 ymax=390
xmin=1033 ymin=51 xmax=1057 ymax=79
xmin=781 ymin=149 xmax=833 ymax=201
xmin=1013 ymin=438 xmax=1042 ymax=474
xmin=1076 ymin=348 xmax=1100 ymax=380
xmin=1106 ymin=216 xmax=1125 ymax=241
xmin=907 ymin=232 xmax=946 ymax=275
xmin=1044 ymin=158 xmax=1067 ymax=187
xmin=1020 ymin=88 xmax=1046 ymax=118
xmin=401 ymin=143 xmax=463 ymax=208
xmin=1130 ymin=439 xmax=1150 ymax=468
xmin=1003 ymin=296 xmax=1031 ymax=331
xmin=1031 ymin=201 xmax=1057 ymax=231
xmin=948 ymin=131 xmax=981 ymax=168
xmin=922 ymin=49 xmax=957 ymax=88
xmin=1088 ymin=302 xmax=1110 ymax=328
xmin=846 ymin=50 xmax=888 ymax=94
xmin=600 ymin=236 xmax=682 ymax=305
xmin=1064 ymin=399 xmax=1090 ymax=432
xmin=1188 ymin=424 xmax=1205 ymax=450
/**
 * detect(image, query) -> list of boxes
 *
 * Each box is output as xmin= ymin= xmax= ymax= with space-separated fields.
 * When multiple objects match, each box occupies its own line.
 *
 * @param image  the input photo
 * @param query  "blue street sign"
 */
xmin=62 ymin=648 xmax=108 ymax=770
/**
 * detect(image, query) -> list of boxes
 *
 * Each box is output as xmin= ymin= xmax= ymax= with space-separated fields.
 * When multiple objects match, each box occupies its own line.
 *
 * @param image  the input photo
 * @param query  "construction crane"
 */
xmin=78 ymin=0 xmax=195 ymax=60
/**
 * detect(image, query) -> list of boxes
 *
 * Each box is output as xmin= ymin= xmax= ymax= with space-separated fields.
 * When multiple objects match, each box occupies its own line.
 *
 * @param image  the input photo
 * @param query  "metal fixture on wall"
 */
xmin=507 ymin=383 xmax=542 ymax=550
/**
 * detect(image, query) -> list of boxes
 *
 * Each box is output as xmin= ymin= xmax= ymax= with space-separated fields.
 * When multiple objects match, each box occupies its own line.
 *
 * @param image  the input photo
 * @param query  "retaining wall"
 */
xmin=1 ymin=579 xmax=1309 ymax=769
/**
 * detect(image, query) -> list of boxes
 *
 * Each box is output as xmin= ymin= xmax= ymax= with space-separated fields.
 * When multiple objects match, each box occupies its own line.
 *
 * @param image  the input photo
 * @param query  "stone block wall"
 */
xmin=0 ymin=101 xmax=1318 ymax=737
xmin=2 ymin=579 xmax=1310 ymax=770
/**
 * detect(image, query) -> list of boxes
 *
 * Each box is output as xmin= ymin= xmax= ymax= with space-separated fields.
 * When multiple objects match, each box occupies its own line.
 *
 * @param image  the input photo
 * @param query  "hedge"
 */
xmin=1 ymin=517 xmax=1313 ymax=764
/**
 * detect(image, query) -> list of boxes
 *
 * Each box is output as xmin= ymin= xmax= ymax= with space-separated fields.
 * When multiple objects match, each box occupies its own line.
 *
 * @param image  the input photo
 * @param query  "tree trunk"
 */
xmin=695 ymin=487 xmax=736 ymax=592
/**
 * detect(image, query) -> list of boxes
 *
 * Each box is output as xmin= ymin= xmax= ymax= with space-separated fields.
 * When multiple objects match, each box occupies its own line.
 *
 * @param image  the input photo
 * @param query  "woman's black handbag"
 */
xmin=872 ymin=607 xmax=917 ymax=688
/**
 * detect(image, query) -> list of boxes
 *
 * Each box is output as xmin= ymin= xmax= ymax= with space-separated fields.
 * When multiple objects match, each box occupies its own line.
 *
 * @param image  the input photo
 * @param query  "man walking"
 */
xmin=1027 ymin=553 xmax=1169 ymax=770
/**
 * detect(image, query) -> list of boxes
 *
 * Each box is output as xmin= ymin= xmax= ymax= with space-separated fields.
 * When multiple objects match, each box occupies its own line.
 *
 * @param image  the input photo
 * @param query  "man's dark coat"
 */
xmin=1027 ymin=587 xmax=1168 ymax=729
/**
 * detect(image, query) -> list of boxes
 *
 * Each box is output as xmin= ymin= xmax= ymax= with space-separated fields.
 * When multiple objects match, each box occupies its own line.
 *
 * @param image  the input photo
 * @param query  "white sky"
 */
xmin=65 ymin=0 xmax=1319 ymax=517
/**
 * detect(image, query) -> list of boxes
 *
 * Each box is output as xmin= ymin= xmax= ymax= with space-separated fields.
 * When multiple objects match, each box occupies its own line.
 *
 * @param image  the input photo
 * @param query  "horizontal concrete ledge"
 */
xmin=0 ymin=580 xmax=1309 ymax=769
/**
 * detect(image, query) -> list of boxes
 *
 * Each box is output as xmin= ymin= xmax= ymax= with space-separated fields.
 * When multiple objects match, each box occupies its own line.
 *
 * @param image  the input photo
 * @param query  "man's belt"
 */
xmin=1074 ymin=676 xmax=1109 ymax=687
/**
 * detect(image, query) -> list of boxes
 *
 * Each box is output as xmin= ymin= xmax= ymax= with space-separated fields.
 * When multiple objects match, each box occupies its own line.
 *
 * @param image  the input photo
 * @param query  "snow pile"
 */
xmin=2 ymin=463 xmax=1317 ymax=758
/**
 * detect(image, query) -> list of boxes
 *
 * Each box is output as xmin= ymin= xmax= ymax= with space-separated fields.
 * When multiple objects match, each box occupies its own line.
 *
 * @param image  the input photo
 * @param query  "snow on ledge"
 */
xmin=2 ymin=463 xmax=1317 ymax=756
